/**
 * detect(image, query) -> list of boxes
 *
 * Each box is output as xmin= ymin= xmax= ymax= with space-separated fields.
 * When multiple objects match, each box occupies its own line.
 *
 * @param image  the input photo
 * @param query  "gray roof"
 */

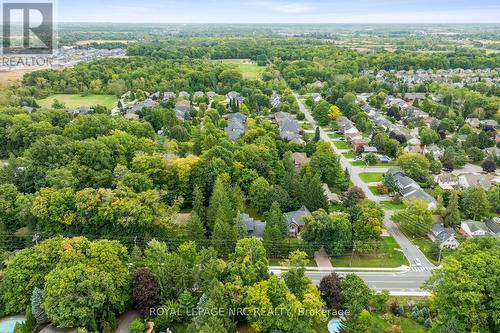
xmin=240 ymin=213 xmax=266 ymax=238
xmin=485 ymin=220 xmax=500 ymax=236
xmin=224 ymin=119 xmax=245 ymax=141
xmin=284 ymin=206 xmax=310 ymax=227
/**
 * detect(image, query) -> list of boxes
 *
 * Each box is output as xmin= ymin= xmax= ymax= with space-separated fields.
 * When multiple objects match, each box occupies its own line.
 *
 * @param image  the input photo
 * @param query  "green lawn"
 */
xmin=351 ymin=160 xmax=366 ymax=166
xmin=381 ymin=201 xmax=405 ymax=210
xmin=334 ymin=141 xmax=352 ymax=150
xmin=216 ymin=59 xmax=265 ymax=80
xmin=359 ymin=172 xmax=384 ymax=183
xmin=268 ymin=258 xmax=317 ymax=267
xmin=342 ymin=151 xmax=357 ymax=159
xmin=369 ymin=186 xmax=383 ymax=195
xmin=328 ymin=133 xmax=343 ymax=139
xmin=371 ymin=315 xmax=429 ymax=333
xmin=331 ymin=237 xmax=408 ymax=268
xmin=37 ymin=94 xmax=117 ymax=109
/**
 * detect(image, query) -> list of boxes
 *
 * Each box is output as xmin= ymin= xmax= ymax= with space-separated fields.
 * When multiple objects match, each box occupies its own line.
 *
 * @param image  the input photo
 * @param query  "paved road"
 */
xmin=270 ymin=267 xmax=431 ymax=295
xmin=294 ymin=94 xmax=434 ymax=270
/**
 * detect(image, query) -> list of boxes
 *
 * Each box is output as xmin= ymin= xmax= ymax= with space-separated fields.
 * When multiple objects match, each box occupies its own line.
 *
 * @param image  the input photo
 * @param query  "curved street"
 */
xmin=294 ymin=93 xmax=435 ymax=271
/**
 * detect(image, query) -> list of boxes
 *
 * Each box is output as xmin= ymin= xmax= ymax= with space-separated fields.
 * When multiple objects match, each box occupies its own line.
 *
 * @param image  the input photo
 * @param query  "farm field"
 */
xmin=215 ymin=59 xmax=265 ymax=80
xmin=37 ymin=94 xmax=117 ymax=109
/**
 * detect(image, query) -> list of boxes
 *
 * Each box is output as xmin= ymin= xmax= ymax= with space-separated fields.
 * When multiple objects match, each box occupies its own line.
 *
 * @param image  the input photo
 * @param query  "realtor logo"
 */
xmin=2 ymin=2 xmax=53 ymax=54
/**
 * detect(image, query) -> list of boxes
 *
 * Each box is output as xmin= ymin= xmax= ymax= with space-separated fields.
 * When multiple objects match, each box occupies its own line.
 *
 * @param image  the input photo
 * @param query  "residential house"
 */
xmin=163 ymin=91 xmax=176 ymax=100
xmin=284 ymin=206 xmax=311 ymax=235
xmin=388 ymin=168 xmax=437 ymax=209
xmin=206 ymin=91 xmax=217 ymax=100
xmin=271 ymin=91 xmax=282 ymax=108
xmin=311 ymin=93 xmax=322 ymax=103
xmin=434 ymin=173 xmax=459 ymax=190
xmin=178 ymin=91 xmax=190 ymax=99
xmin=485 ymin=219 xmax=500 ymax=237
xmin=483 ymin=146 xmax=500 ymax=157
xmin=458 ymin=173 xmax=492 ymax=190
xmin=273 ymin=112 xmax=303 ymax=143
xmin=193 ymin=91 xmax=205 ymax=99
xmin=403 ymin=92 xmax=427 ymax=102
xmin=460 ymin=220 xmax=498 ymax=238
xmin=352 ymin=138 xmax=370 ymax=152
xmin=363 ymin=146 xmax=378 ymax=154
xmin=127 ymin=98 xmax=155 ymax=116
xmin=466 ymin=118 xmax=480 ymax=128
xmin=291 ymin=152 xmax=310 ymax=170
xmin=174 ymin=100 xmax=191 ymax=120
xmin=428 ymin=223 xmax=459 ymax=249
xmin=424 ymin=144 xmax=445 ymax=159
xmin=226 ymin=91 xmax=245 ymax=103
xmin=224 ymin=118 xmax=245 ymax=141
xmin=240 ymin=213 xmax=266 ymax=238
xmin=344 ymin=132 xmax=363 ymax=142
xmin=480 ymin=119 xmax=499 ymax=130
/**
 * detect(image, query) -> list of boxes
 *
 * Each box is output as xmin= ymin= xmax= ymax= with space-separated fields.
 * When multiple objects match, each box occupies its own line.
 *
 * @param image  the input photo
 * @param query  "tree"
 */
xmin=244 ymin=275 xmax=325 ymax=332
xmin=265 ymin=201 xmax=286 ymax=236
xmin=444 ymin=191 xmax=461 ymax=228
xmin=353 ymin=200 xmax=384 ymax=253
xmin=424 ymin=238 xmax=499 ymax=332
xmin=462 ymin=186 xmax=491 ymax=220
xmin=302 ymin=209 xmax=352 ymax=256
xmin=249 ymin=177 xmax=272 ymax=213
xmin=132 ymin=268 xmax=161 ymax=318
xmin=186 ymin=212 xmax=206 ymax=244
xmin=397 ymin=153 xmax=431 ymax=182
xmin=319 ymin=273 xmax=343 ymax=310
xmin=364 ymin=153 xmax=378 ymax=166
xmin=338 ymin=308 xmax=371 ymax=333
xmin=487 ymin=185 xmax=500 ymax=214
xmin=341 ymin=274 xmax=372 ymax=311
xmin=281 ymin=250 xmax=310 ymax=300
xmin=192 ymin=184 xmax=206 ymax=220
xmin=31 ymin=287 xmax=49 ymax=325
xmin=300 ymin=172 xmax=328 ymax=212
xmin=207 ymin=174 xmax=239 ymax=231
xmin=328 ymin=105 xmax=342 ymax=120
xmin=310 ymin=140 xmax=347 ymax=190
xmin=226 ymin=237 xmax=269 ymax=286
xmin=211 ymin=217 xmax=237 ymax=256
xmin=420 ymin=127 xmax=439 ymax=146
xmin=393 ymin=199 xmax=433 ymax=237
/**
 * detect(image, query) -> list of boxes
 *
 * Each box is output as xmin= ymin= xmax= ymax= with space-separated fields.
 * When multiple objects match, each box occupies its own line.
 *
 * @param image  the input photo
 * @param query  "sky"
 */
xmin=53 ymin=0 xmax=500 ymax=23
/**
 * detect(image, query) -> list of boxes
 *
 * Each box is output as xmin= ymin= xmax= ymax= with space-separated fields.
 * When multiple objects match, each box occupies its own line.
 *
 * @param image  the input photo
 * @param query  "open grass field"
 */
xmin=369 ymin=186 xmax=383 ymax=195
xmin=216 ymin=59 xmax=265 ymax=80
xmin=37 ymin=94 xmax=117 ymax=109
xmin=371 ymin=315 xmax=429 ymax=333
xmin=331 ymin=237 xmax=408 ymax=268
xmin=342 ymin=151 xmax=357 ymax=159
xmin=359 ymin=172 xmax=384 ymax=183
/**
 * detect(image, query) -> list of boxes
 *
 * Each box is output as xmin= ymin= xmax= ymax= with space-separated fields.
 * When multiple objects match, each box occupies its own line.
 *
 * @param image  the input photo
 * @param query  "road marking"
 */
xmin=410 ymin=267 xmax=434 ymax=272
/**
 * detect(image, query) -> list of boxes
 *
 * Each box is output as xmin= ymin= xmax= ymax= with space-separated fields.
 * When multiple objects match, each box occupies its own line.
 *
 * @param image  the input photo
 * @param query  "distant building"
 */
xmin=323 ymin=184 xmax=341 ymax=203
xmin=458 ymin=173 xmax=492 ymax=190
xmin=174 ymin=100 xmax=191 ymax=120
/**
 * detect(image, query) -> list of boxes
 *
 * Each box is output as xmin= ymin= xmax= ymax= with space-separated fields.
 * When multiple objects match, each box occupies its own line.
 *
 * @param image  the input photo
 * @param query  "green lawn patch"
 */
xmin=342 ymin=151 xmax=357 ymax=159
xmin=351 ymin=160 xmax=366 ymax=166
xmin=381 ymin=201 xmax=405 ymax=210
xmin=359 ymin=172 xmax=384 ymax=183
xmin=37 ymin=94 xmax=117 ymax=109
xmin=328 ymin=133 xmax=343 ymax=139
xmin=334 ymin=141 xmax=352 ymax=150
xmin=370 ymin=315 xmax=429 ymax=333
xmin=216 ymin=59 xmax=265 ymax=80
xmin=331 ymin=236 xmax=408 ymax=268
xmin=369 ymin=186 xmax=383 ymax=195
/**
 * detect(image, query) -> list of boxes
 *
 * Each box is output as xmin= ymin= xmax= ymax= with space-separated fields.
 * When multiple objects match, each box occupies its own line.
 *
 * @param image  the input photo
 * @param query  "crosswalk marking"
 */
xmin=410 ymin=267 xmax=434 ymax=272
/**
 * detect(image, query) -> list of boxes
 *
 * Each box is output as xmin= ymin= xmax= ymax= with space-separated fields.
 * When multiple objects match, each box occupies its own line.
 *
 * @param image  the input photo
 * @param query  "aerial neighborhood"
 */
xmin=0 ymin=16 xmax=499 ymax=333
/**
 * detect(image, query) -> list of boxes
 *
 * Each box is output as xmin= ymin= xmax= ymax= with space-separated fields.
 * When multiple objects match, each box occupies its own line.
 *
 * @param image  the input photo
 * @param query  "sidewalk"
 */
xmin=314 ymin=247 xmax=333 ymax=268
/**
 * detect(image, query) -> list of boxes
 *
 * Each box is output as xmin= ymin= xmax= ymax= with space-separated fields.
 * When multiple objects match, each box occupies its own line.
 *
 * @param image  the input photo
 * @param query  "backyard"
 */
xmin=333 ymin=141 xmax=352 ymax=150
xmin=37 ymin=94 xmax=117 ymax=109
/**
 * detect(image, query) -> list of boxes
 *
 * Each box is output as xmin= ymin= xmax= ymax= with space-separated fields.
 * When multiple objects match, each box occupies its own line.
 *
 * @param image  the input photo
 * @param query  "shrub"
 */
xmin=128 ymin=319 xmax=144 ymax=333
